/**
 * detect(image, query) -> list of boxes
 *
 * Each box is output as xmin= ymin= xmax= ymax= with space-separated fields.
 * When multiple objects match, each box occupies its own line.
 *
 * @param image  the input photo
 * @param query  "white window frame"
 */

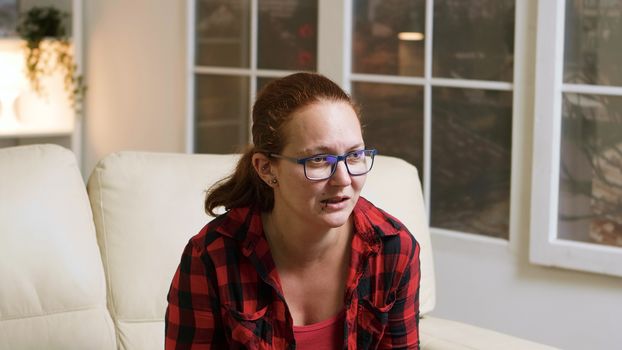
xmin=530 ymin=0 xmax=622 ymax=277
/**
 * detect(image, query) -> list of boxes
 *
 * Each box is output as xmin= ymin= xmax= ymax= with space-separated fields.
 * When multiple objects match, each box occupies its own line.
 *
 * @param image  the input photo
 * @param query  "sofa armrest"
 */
xmin=420 ymin=316 xmax=559 ymax=350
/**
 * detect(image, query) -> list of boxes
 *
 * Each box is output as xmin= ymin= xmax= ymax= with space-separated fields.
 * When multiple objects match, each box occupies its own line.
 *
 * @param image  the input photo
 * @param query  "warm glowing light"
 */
xmin=398 ymin=32 xmax=425 ymax=41
xmin=0 ymin=39 xmax=26 ymax=128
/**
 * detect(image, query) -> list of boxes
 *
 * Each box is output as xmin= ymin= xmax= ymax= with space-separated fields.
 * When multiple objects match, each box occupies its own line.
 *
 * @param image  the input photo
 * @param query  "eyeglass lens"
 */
xmin=304 ymin=150 xmax=374 ymax=180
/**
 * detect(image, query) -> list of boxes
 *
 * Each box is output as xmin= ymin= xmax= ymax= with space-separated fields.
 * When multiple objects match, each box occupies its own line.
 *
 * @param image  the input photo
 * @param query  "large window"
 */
xmin=531 ymin=0 xmax=622 ymax=277
xmin=189 ymin=0 xmax=622 ymax=276
xmin=190 ymin=0 xmax=515 ymax=240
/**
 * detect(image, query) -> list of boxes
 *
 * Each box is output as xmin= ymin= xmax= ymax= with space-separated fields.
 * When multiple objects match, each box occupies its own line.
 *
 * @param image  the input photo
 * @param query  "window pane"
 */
xmin=431 ymin=87 xmax=512 ymax=238
xmin=352 ymin=0 xmax=426 ymax=76
xmin=433 ymin=0 xmax=514 ymax=81
xmin=257 ymin=0 xmax=318 ymax=71
xmin=196 ymin=0 xmax=250 ymax=67
xmin=195 ymin=74 xmax=249 ymax=153
xmin=195 ymin=124 xmax=246 ymax=154
xmin=559 ymin=93 xmax=622 ymax=247
xmin=564 ymin=0 xmax=622 ymax=86
xmin=351 ymin=82 xmax=424 ymax=183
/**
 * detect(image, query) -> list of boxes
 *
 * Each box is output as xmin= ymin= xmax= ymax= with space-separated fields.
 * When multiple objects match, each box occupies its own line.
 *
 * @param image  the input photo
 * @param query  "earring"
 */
xmin=270 ymin=178 xmax=278 ymax=184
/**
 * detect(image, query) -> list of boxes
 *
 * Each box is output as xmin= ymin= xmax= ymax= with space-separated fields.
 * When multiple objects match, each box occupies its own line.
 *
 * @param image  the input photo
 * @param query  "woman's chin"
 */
xmin=318 ymin=208 xmax=353 ymax=228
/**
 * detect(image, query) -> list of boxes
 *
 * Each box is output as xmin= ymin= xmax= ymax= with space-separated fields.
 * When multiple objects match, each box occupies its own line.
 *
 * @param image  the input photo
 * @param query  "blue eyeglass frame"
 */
xmin=269 ymin=149 xmax=378 ymax=181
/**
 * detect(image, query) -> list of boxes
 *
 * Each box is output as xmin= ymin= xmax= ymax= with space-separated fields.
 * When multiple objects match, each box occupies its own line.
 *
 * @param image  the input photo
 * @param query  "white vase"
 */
xmin=0 ymin=88 xmax=21 ymax=129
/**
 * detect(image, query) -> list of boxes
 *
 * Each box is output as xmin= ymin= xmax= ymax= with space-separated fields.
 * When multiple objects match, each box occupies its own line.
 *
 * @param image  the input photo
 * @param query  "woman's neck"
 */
xmin=262 ymin=210 xmax=352 ymax=269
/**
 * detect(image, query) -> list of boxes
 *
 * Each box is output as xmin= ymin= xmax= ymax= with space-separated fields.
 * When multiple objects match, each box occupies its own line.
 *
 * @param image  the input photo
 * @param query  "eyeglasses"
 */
xmin=269 ymin=149 xmax=377 ymax=181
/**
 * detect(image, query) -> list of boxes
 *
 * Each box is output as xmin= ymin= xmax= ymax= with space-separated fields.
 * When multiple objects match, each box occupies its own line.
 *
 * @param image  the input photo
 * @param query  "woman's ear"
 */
xmin=251 ymin=153 xmax=277 ymax=187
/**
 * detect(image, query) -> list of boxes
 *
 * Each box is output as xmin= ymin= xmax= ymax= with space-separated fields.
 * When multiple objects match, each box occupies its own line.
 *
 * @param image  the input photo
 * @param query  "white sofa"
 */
xmin=0 ymin=144 xmax=557 ymax=349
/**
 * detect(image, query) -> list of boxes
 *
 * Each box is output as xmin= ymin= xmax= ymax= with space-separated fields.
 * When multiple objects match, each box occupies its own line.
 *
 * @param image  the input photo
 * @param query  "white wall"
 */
xmin=82 ymin=0 xmax=186 ymax=175
xmin=79 ymin=1 xmax=622 ymax=349
xmin=428 ymin=2 xmax=622 ymax=350
xmin=431 ymin=234 xmax=622 ymax=350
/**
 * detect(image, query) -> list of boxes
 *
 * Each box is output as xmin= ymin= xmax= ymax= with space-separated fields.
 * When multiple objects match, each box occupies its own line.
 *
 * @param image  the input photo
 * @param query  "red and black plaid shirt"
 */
xmin=165 ymin=196 xmax=420 ymax=349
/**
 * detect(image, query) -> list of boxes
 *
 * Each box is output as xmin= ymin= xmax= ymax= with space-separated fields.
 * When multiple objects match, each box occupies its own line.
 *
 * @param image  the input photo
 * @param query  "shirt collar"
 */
xmin=214 ymin=205 xmax=264 ymax=257
xmin=215 ymin=196 xmax=401 ymax=256
xmin=351 ymin=196 xmax=401 ymax=255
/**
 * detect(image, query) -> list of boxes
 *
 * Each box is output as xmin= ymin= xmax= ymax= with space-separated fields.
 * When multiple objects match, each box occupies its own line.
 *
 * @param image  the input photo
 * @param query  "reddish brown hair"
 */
xmin=204 ymin=72 xmax=359 ymax=215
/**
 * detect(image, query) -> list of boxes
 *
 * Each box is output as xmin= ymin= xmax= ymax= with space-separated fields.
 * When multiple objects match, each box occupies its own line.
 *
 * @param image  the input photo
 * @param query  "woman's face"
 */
xmin=271 ymin=100 xmax=366 ymax=230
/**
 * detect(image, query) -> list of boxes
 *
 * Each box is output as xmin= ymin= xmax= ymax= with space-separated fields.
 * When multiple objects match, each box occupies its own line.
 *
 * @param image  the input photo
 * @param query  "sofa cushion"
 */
xmin=0 ymin=144 xmax=116 ymax=349
xmin=87 ymin=151 xmax=435 ymax=349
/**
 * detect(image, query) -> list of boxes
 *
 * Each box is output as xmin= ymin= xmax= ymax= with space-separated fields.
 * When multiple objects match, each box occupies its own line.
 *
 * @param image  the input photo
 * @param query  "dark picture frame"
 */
xmin=0 ymin=0 xmax=19 ymax=37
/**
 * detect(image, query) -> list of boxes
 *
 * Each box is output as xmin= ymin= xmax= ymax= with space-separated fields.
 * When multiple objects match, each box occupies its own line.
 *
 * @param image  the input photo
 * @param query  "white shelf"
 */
xmin=0 ymin=125 xmax=74 ymax=139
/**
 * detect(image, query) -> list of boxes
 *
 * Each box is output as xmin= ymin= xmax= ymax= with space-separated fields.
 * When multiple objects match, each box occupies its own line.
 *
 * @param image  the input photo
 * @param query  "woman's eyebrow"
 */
xmin=300 ymin=143 xmax=365 ymax=155
xmin=301 ymin=146 xmax=332 ymax=155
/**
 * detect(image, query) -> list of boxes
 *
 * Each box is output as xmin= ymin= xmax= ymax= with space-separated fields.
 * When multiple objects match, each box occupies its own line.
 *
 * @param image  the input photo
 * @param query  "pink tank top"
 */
xmin=293 ymin=311 xmax=345 ymax=350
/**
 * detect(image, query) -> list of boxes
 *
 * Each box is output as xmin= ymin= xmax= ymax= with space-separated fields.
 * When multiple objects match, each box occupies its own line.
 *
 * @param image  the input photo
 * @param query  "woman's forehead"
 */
xmin=282 ymin=101 xmax=363 ymax=154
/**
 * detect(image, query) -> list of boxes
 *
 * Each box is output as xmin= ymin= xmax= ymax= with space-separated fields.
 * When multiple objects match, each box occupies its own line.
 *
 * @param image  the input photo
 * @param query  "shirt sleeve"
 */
xmin=165 ymin=240 xmax=224 ymax=349
xmin=379 ymin=236 xmax=421 ymax=349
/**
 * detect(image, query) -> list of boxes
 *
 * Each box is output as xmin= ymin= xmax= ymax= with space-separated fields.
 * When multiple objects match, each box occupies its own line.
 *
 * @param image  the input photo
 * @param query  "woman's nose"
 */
xmin=329 ymin=161 xmax=352 ymax=186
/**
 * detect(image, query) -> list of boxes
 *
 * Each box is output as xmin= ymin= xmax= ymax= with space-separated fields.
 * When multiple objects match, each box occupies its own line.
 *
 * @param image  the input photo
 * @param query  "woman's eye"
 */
xmin=348 ymin=151 xmax=364 ymax=160
xmin=309 ymin=156 xmax=327 ymax=164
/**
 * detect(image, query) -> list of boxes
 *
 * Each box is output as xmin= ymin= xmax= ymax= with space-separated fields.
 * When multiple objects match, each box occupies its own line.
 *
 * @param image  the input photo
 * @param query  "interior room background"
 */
xmin=1 ymin=1 xmax=621 ymax=349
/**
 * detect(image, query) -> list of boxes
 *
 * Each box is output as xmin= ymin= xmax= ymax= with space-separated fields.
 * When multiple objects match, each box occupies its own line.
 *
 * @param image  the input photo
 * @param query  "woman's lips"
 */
xmin=320 ymin=196 xmax=350 ymax=210
xmin=321 ymin=196 xmax=349 ymax=204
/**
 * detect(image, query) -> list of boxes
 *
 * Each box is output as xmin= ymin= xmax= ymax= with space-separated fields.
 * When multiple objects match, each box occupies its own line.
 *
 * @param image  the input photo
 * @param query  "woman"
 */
xmin=165 ymin=73 xmax=420 ymax=349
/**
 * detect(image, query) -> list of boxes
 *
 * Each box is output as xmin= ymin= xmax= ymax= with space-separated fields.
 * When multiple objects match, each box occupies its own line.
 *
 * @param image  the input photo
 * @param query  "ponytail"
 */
xmin=204 ymin=147 xmax=274 ymax=216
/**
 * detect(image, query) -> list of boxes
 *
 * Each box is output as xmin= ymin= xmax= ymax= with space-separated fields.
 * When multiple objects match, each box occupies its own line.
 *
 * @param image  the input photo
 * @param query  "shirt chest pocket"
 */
xmin=223 ymin=304 xmax=273 ymax=349
xmin=356 ymin=292 xmax=396 ymax=349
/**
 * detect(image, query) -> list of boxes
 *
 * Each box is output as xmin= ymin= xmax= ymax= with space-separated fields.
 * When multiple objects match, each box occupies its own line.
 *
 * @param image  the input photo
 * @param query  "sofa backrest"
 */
xmin=87 ymin=152 xmax=238 ymax=350
xmin=87 ymin=151 xmax=435 ymax=350
xmin=0 ymin=144 xmax=116 ymax=350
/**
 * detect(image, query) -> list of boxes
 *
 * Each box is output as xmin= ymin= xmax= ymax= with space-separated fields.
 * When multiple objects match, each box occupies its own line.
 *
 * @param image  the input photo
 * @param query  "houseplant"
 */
xmin=16 ymin=6 xmax=85 ymax=111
